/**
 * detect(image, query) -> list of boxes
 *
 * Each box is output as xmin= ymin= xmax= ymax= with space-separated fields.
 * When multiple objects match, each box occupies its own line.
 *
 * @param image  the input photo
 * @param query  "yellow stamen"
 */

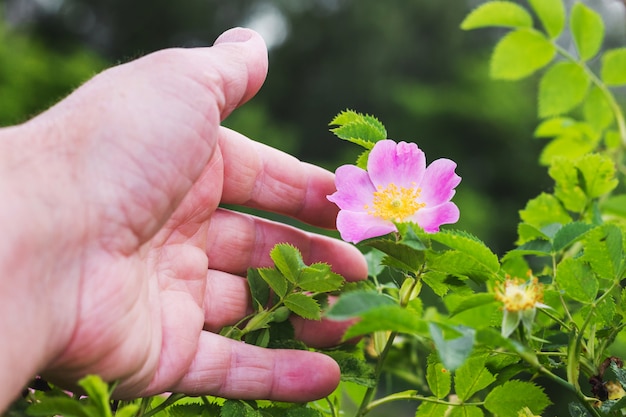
xmin=364 ymin=183 xmax=425 ymax=222
xmin=495 ymin=275 xmax=544 ymax=313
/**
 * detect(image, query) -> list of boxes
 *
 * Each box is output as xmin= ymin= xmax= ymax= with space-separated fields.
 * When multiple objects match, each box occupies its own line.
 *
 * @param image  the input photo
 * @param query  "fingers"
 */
xmin=218 ymin=127 xmax=341 ymax=229
xmin=206 ymin=208 xmax=368 ymax=281
xmin=167 ymin=332 xmax=340 ymax=402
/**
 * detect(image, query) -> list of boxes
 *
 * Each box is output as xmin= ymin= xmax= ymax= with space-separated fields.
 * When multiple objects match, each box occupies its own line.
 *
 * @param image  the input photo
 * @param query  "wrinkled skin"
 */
xmin=0 ymin=28 xmax=367 ymax=411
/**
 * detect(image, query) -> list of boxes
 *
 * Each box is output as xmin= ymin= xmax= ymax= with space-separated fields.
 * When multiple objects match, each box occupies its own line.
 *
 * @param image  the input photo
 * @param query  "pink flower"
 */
xmin=327 ymin=140 xmax=461 ymax=244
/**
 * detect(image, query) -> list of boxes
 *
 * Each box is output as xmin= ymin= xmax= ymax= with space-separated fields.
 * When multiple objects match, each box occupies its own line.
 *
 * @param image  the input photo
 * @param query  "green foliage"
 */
xmin=489 ymin=28 xmax=555 ymax=80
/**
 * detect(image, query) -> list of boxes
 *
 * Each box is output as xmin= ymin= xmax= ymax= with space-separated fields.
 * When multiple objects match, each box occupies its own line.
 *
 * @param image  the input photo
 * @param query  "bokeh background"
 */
xmin=2 ymin=0 xmax=626 ymax=415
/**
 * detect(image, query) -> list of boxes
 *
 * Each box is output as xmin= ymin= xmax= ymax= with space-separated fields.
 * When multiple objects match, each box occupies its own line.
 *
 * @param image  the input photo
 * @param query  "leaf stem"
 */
xmin=142 ymin=393 xmax=186 ymax=417
xmin=554 ymin=43 xmax=626 ymax=146
xmin=362 ymin=390 xmax=483 ymax=415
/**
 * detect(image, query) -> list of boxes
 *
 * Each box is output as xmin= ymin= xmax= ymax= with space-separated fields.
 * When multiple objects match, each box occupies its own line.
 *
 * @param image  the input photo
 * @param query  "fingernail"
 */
xmin=214 ymin=27 xmax=255 ymax=45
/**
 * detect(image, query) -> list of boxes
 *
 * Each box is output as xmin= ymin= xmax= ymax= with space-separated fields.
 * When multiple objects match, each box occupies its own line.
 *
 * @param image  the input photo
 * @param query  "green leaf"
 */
xmin=519 ymin=193 xmax=571 ymax=229
xmin=329 ymin=110 xmax=387 ymax=149
xmin=577 ymin=153 xmax=618 ymax=199
xmin=26 ymin=397 xmax=93 ymax=417
xmin=602 ymin=48 xmax=626 ymax=85
xmin=601 ymin=194 xmax=626 ymax=218
xmin=221 ymin=400 xmax=260 ymax=417
xmin=258 ymin=267 xmax=289 ymax=298
xmin=570 ymin=2 xmax=604 ymax=61
xmin=539 ymin=133 xmax=597 ymax=166
xmin=583 ymin=86 xmax=614 ymax=132
xmin=448 ymin=293 xmax=498 ymax=317
xmin=285 ymin=406 xmax=324 ymax=417
xmin=552 ymin=221 xmax=594 ymax=252
xmin=325 ymin=350 xmax=376 ymax=387
xmin=538 ymin=61 xmax=589 ymax=117
xmin=270 ymin=243 xmax=305 ymax=283
xmin=528 ymin=0 xmax=565 ymax=39
xmin=429 ymin=323 xmax=475 ymax=371
xmin=582 ymin=224 xmax=624 ymax=280
xmin=78 ymin=375 xmax=112 ymax=417
xmin=247 ymin=268 xmax=270 ymax=310
xmin=490 ymin=28 xmax=556 ymax=80
xmin=422 ymin=271 xmax=451 ymax=297
xmin=415 ymin=402 xmax=448 ymax=417
xmin=427 ymin=355 xmax=452 ymax=399
xmin=534 ymin=117 xmax=577 ymax=138
xmin=297 ymin=263 xmax=344 ymax=292
xmin=555 ymin=257 xmax=598 ymax=303
xmin=430 ymin=230 xmax=500 ymax=275
xmin=343 ymin=305 xmax=426 ymax=340
xmin=460 ymin=1 xmax=533 ymax=30
xmin=484 ymin=380 xmax=551 ymax=417
xmin=448 ymin=405 xmax=484 ymax=417
xmin=454 ymin=356 xmax=496 ymax=401
xmin=283 ymin=293 xmax=321 ymax=320
xmin=365 ymin=238 xmax=425 ymax=273
xmin=115 ymin=404 xmax=140 ymax=417
xmin=325 ymin=291 xmax=395 ymax=320
xmin=549 ymin=157 xmax=587 ymax=212
xmin=426 ymin=251 xmax=493 ymax=283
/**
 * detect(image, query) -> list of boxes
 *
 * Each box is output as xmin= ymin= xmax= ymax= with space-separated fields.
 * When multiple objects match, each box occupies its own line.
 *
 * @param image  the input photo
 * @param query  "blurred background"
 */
xmin=0 ymin=0 xmax=625 ymax=252
xmin=2 ymin=1 xmax=626 ymax=415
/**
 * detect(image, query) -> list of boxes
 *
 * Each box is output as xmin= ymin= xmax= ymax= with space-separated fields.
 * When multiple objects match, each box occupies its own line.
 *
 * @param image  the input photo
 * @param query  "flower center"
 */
xmin=365 ymin=183 xmax=425 ymax=222
xmin=495 ymin=277 xmax=544 ymax=312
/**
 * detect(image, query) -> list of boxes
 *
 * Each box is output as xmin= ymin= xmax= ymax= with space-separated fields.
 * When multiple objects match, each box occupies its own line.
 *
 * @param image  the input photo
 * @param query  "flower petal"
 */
xmin=327 ymin=165 xmax=375 ymax=211
xmin=419 ymin=159 xmax=461 ymax=207
xmin=368 ymin=140 xmax=426 ymax=189
xmin=501 ymin=309 xmax=521 ymax=338
xmin=335 ymin=210 xmax=396 ymax=244
xmin=412 ymin=202 xmax=460 ymax=232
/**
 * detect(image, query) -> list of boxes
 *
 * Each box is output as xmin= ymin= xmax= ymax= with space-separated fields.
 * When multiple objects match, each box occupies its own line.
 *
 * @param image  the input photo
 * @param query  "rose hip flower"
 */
xmin=327 ymin=140 xmax=461 ymax=244
xmin=495 ymin=275 xmax=549 ymax=337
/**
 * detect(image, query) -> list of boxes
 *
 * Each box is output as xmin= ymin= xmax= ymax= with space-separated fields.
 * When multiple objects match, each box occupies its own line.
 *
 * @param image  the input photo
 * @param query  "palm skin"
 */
xmin=0 ymin=28 xmax=367 ymax=410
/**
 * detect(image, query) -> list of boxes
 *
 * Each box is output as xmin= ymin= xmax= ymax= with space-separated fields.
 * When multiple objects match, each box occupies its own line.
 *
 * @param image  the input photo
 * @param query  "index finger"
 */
xmin=218 ymin=127 xmax=340 ymax=229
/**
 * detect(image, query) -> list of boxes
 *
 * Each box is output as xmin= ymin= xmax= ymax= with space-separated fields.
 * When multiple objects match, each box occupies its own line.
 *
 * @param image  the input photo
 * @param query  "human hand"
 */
xmin=0 ymin=28 xmax=367 ymax=410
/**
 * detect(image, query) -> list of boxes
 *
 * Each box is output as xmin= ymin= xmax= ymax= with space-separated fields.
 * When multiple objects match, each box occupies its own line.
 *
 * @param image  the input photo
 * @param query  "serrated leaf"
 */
xmin=578 ymin=153 xmax=618 ymax=198
xmin=571 ymin=2 xmax=604 ymax=61
xmin=490 ymin=28 xmax=555 ymax=80
xmin=582 ymin=224 xmax=624 ymax=280
xmin=549 ymin=157 xmax=587 ymax=212
xmin=484 ymin=381 xmax=551 ymax=417
xmin=247 ymin=268 xmax=270 ymax=310
xmin=422 ymin=271 xmax=450 ymax=297
xmin=552 ymin=221 xmax=594 ymax=252
xmin=454 ymin=357 xmax=496 ymax=401
xmin=258 ymin=267 xmax=289 ymax=298
xmin=427 ymin=251 xmax=494 ymax=283
xmin=538 ymin=61 xmax=589 ymax=117
xmin=460 ymin=1 xmax=533 ymax=30
xmin=283 ymin=293 xmax=321 ymax=320
xmin=602 ymin=48 xmax=626 ymax=85
xmin=568 ymin=402 xmax=591 ymax=417
xmin=366 ymin=238 xmax=425 ymax=273
xmin=427 ymin=357 xmax=451 ymax=399
xmin=284 ymin=406 xmax=323 ymax=417
xmin=221 ymin=400 xmax=260 ymax=417
xmin=343 ymin=305 xmax=426 ymax=340
xmin=556 ymin=258 xmax=598 ymax=303
xmin=429 ymin=323 xmax=475 ymax=371
xmin=519 ymin=193 xmax=571 ymax=229
xmin=329 ymin=110 xmax=387 ymax=148
xmin=167 ymin=403 xmax=221 ymax=417
xmin=448 ymin=406 xmax=484 ymax=417
xmin=26 ymin=397 xmax=93 ymax=417
xmin=297 ymin=263 xmax=344 ymax=292
xmin=325 ymin=290 xmax=395 ymax=320
xmin=528 ymin=0 xmax=565 ymax=39
xmin=325 ymin=350 xmax=376 ymax=387
xmin=430 ymin=230 xmax=499 ymax=275
xmin=270 ymin=243 xmax=305 ymax=283
xmin=415 ymin=402 xmax=448 ymax=417
xmin=583 ymin=86 xmax=614 ymax=132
